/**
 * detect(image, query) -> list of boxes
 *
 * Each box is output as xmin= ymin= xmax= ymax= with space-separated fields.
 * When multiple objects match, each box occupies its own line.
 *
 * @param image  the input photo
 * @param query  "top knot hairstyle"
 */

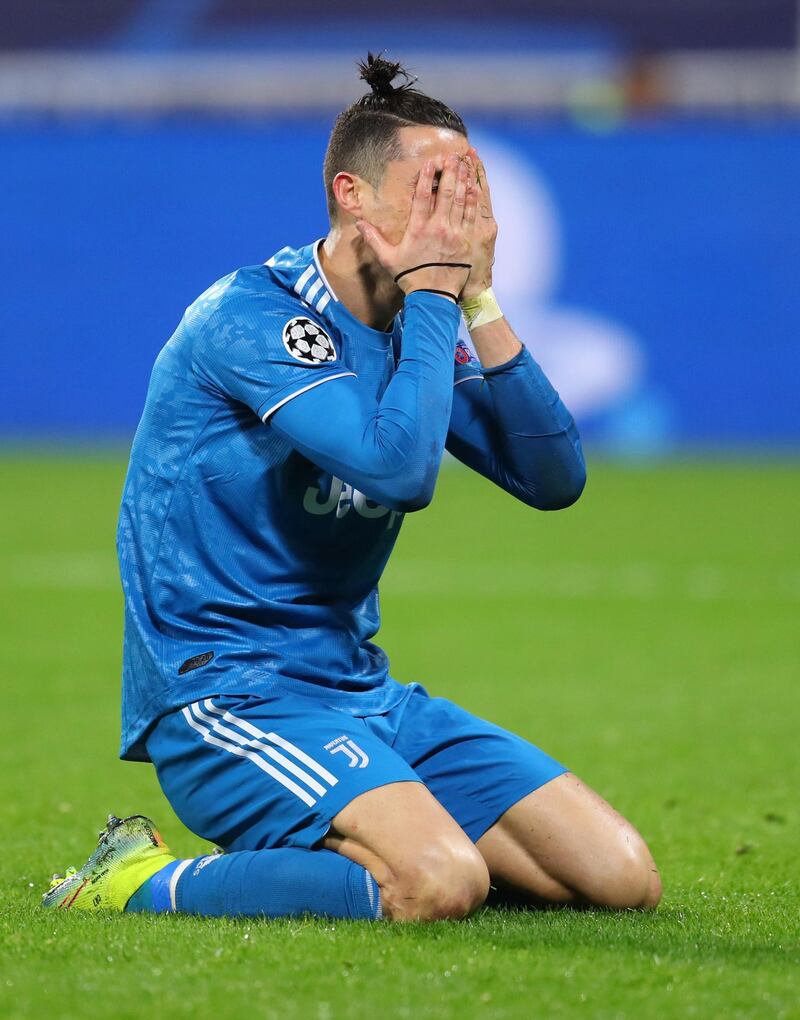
xmin=323 ymin=53 xmax=467 ymax=220
xmin=356 ymin=53 xmax=416 ymax=106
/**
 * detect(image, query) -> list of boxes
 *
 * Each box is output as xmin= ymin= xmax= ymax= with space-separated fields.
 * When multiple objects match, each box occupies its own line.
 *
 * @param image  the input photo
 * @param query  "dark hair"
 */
xmin=323 ymin=53 xmax=467 ymax=221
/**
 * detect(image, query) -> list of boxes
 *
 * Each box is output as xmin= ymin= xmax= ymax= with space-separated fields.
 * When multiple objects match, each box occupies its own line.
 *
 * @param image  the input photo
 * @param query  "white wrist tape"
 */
xmin=459 ymin=287 xmax=504 ymax=331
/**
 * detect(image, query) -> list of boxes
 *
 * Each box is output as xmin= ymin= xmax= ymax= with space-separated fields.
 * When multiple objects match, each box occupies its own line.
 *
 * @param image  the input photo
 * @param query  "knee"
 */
xmin=385 ymin=838 xmax=490 ymax=921
xmin=583 ymin=834 xmax=662 ymax=910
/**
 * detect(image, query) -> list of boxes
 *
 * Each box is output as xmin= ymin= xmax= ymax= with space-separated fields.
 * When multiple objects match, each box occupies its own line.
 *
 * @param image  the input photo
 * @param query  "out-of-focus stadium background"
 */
xmin=1 ymin=0 xmax=798 ymax=451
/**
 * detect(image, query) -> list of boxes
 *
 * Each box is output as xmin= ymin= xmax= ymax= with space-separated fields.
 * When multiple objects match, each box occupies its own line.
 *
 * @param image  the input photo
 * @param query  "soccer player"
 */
xmin=44 ymin=55 xmax=661 ymax=921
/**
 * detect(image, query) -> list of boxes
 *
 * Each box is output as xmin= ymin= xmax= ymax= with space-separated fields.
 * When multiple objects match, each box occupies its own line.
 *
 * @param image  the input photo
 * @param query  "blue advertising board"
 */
xmin=1 ymin=118 xmax=798 ymax=448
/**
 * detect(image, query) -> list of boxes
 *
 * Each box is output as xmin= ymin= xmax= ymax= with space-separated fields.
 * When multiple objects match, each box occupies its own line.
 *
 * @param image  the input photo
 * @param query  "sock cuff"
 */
xmin=171 ymin=855 xmax=224 ymax=912
xmin=366 ymin=870 xmax=382 ymax=920
xmin=347 ymin=862 xmax=382 ymax=920
xmin=132 ymin=847 xmax=381 ymax=920
xmin=161 ymin=858 xmax=193 ymax=912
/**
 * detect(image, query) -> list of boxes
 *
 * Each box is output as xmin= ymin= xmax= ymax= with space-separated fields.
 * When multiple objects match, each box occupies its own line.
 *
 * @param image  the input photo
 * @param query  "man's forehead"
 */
xmin=396 ymin=126 xmax=469 ymax=165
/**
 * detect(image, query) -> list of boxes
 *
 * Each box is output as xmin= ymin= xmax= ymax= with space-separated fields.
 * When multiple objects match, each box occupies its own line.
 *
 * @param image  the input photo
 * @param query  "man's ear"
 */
xmin=332 ymin=171 xmax=365 ymax=219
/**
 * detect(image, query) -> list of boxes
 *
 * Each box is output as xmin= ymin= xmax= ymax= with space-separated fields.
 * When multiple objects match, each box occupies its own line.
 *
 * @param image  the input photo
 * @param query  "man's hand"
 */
xmin=356 ymin=154 xmax=478 ymax=300
xmin=460 ymin=147 xmax=498 ymax=302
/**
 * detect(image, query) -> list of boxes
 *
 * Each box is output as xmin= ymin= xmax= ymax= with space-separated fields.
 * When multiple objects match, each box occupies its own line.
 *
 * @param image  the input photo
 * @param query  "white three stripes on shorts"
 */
xmin=181 ymin=699 xmax=338 ymax=807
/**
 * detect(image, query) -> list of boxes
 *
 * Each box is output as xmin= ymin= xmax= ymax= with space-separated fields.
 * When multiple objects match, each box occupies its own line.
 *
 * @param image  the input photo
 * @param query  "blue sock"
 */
xmin=126 ymin=858 xmax=183 ymax=913
xmin=125 ymin=848 xmax=382 ymax=919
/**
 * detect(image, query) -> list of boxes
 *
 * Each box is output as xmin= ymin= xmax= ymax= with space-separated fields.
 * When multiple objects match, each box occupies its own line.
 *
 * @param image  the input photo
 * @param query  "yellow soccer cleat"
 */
xmin=42 ymin=814 xmax=176 ymax=912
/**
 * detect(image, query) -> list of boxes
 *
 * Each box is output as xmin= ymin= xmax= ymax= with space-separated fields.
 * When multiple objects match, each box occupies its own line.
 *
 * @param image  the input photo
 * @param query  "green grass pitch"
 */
xmin=1 ymin=452 xmax=798 ymax=1019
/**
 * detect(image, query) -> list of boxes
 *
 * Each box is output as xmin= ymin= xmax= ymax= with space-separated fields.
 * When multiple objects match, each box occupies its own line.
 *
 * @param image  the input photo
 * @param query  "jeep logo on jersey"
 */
xmin=303 ymin=476 xmax=402 ymax=530
xmin=282 ymin=317 xmax=336 ymax=364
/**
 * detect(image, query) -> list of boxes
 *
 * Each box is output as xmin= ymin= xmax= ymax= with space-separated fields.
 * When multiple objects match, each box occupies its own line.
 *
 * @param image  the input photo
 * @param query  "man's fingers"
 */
xmin=408 ymin=160 xmax=435 ymax=231
xmin=463 ymin=181 xmax=479 ymax=234
xmin=356 ymin=219 xmax=392 ymax=267
xmin=433 ymin=154 xmax=459 ymax=222
xmin=465 ymin=154 xmax=478 ymax=187
xmin=469 ymin=146 xmax=494 ymax=216
xmin=450 ymin=159 xmax=469 ymax=223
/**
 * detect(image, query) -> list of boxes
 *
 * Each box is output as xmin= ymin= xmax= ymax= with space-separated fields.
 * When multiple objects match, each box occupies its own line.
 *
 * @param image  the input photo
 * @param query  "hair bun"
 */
xmin=358 ymin=52 xmax=410 ymax=98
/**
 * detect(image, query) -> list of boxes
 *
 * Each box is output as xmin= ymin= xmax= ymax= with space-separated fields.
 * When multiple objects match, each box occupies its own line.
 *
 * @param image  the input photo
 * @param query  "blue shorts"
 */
xmin=146 ymin=683 xmax=567 ymax=851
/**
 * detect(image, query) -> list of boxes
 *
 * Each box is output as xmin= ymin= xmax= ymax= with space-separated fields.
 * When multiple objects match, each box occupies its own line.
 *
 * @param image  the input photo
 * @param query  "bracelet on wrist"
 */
xmin=459 ymin=287 xmax=504 ymax=330
xmin=407 ymin=288 xmax=459 ymax=303
xmin=394 ymin=262 xmax=471 ymax=284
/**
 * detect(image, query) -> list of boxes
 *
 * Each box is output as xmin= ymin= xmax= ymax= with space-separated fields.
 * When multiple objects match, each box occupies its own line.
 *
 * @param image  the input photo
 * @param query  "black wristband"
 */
xmin=407 ymin=288 xmax=459 ymax=303
xmin=394 ymin=262 xmax=472 ymax=284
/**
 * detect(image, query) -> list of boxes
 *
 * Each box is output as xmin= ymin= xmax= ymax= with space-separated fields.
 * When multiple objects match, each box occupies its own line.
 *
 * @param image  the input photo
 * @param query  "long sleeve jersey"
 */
xmin=117 ymin=240 xmax=585 ymax=761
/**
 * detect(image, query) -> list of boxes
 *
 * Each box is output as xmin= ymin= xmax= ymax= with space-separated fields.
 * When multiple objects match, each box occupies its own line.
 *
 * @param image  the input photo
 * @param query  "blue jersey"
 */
xmin=118 ymin=241 xmax=475 ymax=761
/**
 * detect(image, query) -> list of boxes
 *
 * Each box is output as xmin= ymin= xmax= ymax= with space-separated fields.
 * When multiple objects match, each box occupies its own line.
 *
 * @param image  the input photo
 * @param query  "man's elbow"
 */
xmin=382 ymin=468 xmax=437 ymax=514
xmin=525 ymin=464 xmax=587 ymax=511
xmin=359 ymin=459 xmax=438 ymax=514
xmin=391 ymin=480 xmax=436 ymax=514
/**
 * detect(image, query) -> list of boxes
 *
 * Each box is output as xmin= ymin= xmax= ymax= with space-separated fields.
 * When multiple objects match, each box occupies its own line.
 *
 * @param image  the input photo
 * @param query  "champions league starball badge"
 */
xmin=282 ymin=317 xmax=337 ymax=364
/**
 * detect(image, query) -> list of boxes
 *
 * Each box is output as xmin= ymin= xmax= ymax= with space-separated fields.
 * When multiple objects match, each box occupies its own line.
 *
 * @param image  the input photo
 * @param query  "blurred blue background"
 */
xmin=1 ymin=0 xmax=798 ymax=452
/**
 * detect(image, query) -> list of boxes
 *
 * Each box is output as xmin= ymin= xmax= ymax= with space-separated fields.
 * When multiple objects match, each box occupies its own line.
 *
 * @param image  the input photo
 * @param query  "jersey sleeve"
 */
xmin=447 ymin=345 xmax=586 ymax=511
xmin=393 ymin=315 xmax=483 ymax=389
xmin=193 ymin=287 xmax=355 ymax=422
xmin=453 ymin=338 xmax=484 ymax=387
xmin=270 ymin=290 xmax=462 ymax=513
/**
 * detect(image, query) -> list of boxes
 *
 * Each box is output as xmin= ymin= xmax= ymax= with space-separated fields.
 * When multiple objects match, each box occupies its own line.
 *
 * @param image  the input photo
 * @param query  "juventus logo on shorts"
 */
xmin=182 ymin=699 xmax=339 ymax=807
xmin=324 ymin=735 xmax=370 ymax=769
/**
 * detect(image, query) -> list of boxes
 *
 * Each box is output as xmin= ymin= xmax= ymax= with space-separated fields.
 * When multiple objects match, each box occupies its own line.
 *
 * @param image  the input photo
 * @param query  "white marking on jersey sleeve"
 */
xmin=305 ymin=277 xmax=323 ymax=304
xmin=260 ymin=371 xmax=355 ymax=422
xmin=293 ymin=265 xmax=316 ymax=297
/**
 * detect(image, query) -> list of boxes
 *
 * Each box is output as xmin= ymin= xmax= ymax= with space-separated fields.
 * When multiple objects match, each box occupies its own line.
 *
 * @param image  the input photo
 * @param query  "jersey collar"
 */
xmin=264 ymin=240 xmax=337 ymax=319
xmin=265 ymin=239 xmax=398 ymax=345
